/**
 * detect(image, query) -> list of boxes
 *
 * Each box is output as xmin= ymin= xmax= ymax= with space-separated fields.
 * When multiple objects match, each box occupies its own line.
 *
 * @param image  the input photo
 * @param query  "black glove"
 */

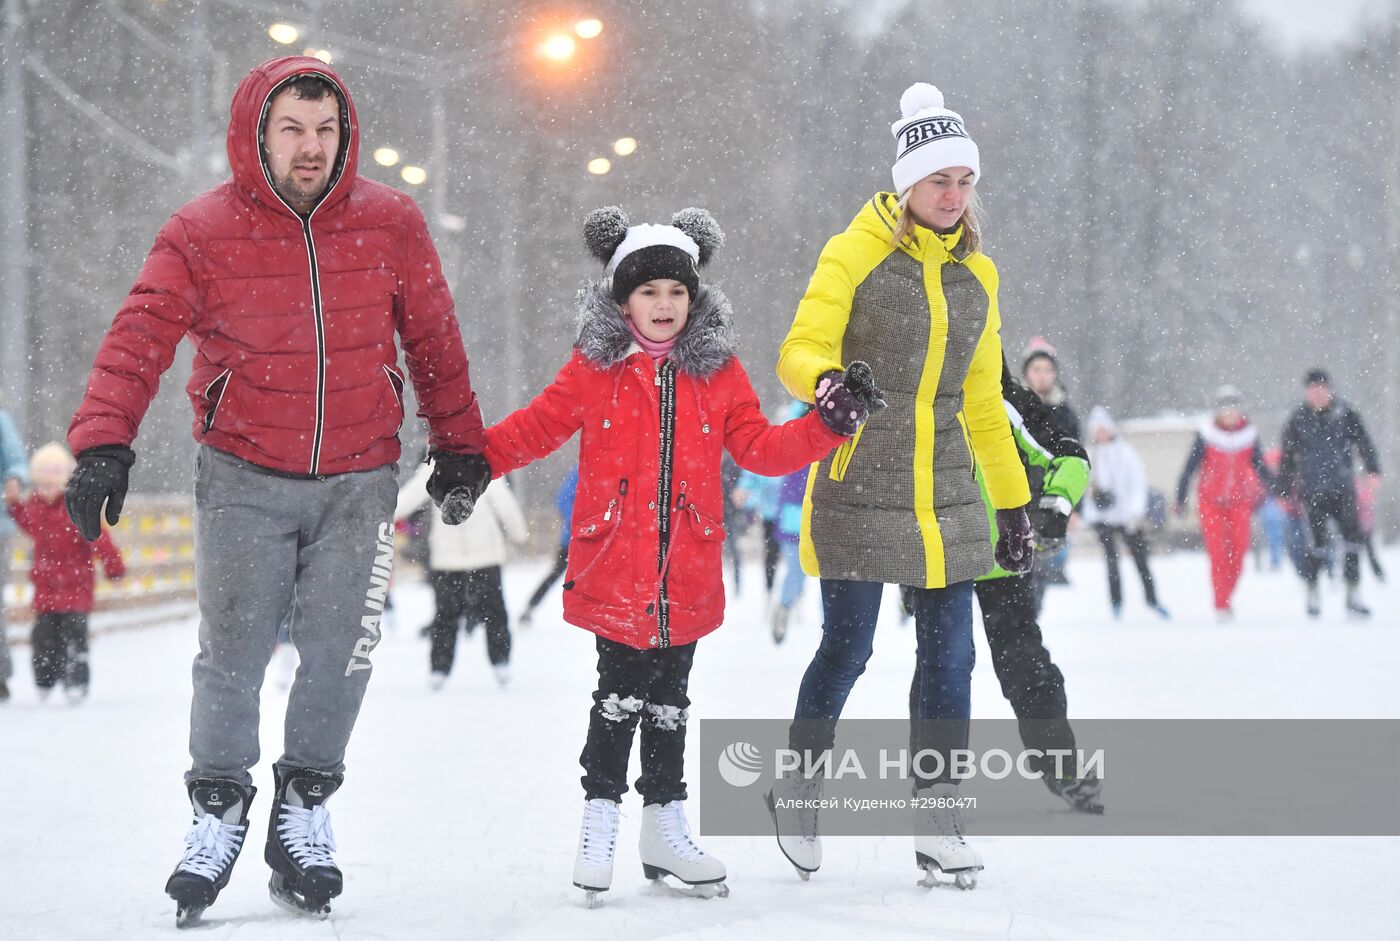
xmin=1091 ymin=490 xmax=1115 ymax=511
xmin=843 ymin=360 xmax=887 ymax=413
xmin=994 ymin=506 xmax=1034 ymax=574
xmin=65 ymin=445 xmax=136 ymax=542
xmin=1028 ymin=495 xmax=1072 ymax=551
xmin=426 ymin=451 xmax=492 ymax=525
xmin=814 ymin=370 xmax=869 ymax=437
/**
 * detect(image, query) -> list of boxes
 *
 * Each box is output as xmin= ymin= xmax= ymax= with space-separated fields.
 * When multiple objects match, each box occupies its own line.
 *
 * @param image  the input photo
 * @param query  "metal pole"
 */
xmin=1383 ymin=12 xmax=1400 ymax=537
xmin=189 ymin=0 xmax=212 ymax=185
xmin=1 ymin=0 xmax=30 ymax=434
xmin=429 ymin=73 xmax=447 ymax=240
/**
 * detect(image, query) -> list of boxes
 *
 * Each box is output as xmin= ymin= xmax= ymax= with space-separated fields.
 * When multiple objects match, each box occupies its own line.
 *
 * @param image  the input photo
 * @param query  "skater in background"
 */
xmin=1356 ymin=474 xmax=1386 ymax=583
xmin=482 ymin=206 xmax=857 ymax=904
xmin=1277 ymin=368 xmax=1381 ymax=618
xmin=396 ymin=464 xmax=529 ymax=688
xmin=0 ymin=397 xmax=27 ymax=704
xmin=519 ymin=464 xmax=579 ymax=627
xmin=767 ymin=401 xmax=817 ymax=644
xmin=4 ymin=443 xmax=125 ymax=704
xmin=733 ymin=461 xmax=782 ymax=598
xmin=720 ymin=454 xmax=746 ymax=593
xmin=768 ymin=83 xmax=1032 ymax=890
xmin=1173 ymin=385 xmax=1269 ymax=620
xmin=1082 ymin=407 xmax=1169 ymax=619
xmin=63 ymin=58 xmax=491 ymax=923
xmin=1020 ymin=337 xmax=1078 ymax=589
xmin=909 ymin=359 xmax=1100 ymax=812
xmin=1254 ymin=447 xmax=1288 ymax=573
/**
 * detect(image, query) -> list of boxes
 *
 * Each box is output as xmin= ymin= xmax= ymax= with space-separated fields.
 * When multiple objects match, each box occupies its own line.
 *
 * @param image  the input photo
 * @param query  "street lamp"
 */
xmin=401 ymin=165 xmax=428 ymax=186
xmin=373 ymin=147 xmax=401 ymax=167
xmin=268 ymin=22 xmax=300 ymax=45
xmin=587 ymin=158 xmax=611 ymax=175
xmin=305 ymin=48 xmax=334 ymax=64
xmin=575 ymin=19 xmax=603 ymax=39
xmin=612 ymin=137 xmax=637 ymax=157
xmin=539 ymin=34 xmax=577 ymax=61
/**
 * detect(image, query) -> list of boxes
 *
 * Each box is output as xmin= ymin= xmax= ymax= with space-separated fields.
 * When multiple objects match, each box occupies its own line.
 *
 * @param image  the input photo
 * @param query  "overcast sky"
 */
xmin=1239 ymin=0 xmax=1391 ymax=51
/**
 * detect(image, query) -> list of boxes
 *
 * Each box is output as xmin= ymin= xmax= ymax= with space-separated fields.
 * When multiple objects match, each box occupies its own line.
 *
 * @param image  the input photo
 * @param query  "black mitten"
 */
xmin=426 ymin=451 xmax=492 ymax=525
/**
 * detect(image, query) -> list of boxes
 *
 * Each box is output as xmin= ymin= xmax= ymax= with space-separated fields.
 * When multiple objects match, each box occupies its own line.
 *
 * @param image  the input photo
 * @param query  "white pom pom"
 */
xmin=900 ymin=82 xmax=945 ymax=118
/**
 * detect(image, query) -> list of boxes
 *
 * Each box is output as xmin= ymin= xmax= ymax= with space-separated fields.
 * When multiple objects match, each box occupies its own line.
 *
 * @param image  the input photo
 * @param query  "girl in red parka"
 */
xmin=484 ymin=207 xmax=868 ymax=904
xmin=4 ymin=443 xmax=124 ymax=702
xmin=1173 ymin=386 xmax=1268 ymax=619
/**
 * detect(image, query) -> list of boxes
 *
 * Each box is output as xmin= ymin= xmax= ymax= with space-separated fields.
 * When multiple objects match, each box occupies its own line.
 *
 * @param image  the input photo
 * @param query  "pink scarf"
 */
xmin=626 ymin=320 xmax=678 ymax=360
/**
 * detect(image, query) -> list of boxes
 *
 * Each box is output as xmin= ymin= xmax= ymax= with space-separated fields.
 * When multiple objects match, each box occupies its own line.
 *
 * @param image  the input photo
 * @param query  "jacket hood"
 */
xmin=849 ymin=192 xmax=972 ymax=263
xmin=575 ymin=280 xmax=737 ymax=379
xmin=1087 ymin=405 xmax=1118 ymax=437
xmin=226 ymin=56 xmax=359 ymax=216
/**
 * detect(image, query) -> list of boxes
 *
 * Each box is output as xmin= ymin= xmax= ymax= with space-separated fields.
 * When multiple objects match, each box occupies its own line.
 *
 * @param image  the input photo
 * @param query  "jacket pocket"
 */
xmin=827 ymin=424 xmax=866 ymax=482
xmin=202 ymin=368 xmax=233 ymax=433
xmin=382 ymin=364 xmax=406 ymax=410
xmin=564 ymin=485 xmax=628 ymax=595
xmin=667 ymin=504 xmax=725 ymax=609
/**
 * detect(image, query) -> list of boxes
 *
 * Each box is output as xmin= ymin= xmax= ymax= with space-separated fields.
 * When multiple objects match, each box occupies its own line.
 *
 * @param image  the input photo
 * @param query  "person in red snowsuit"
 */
xmin=4 ymin=443 xmax=124 ymax=702
xmin=1174 ymin=386 xmax=1269 ymax=618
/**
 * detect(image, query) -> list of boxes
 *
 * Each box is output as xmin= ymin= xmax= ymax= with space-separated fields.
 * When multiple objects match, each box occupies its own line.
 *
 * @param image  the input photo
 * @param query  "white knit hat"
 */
xmin=890 ymin=83 xmax=980 ymax=196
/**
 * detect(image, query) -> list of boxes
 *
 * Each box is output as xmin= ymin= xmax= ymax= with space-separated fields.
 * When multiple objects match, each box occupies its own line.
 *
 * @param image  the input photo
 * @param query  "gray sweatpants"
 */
xmin=188 ymin=446 xmax=397 ymax=788
xmin=0 ymin=533 xmax=12 ymax=681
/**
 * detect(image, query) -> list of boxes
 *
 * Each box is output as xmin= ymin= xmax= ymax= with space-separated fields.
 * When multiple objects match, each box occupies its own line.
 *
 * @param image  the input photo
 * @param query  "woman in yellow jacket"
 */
xmin=767 ymin=84 xmax=1033 ymax=888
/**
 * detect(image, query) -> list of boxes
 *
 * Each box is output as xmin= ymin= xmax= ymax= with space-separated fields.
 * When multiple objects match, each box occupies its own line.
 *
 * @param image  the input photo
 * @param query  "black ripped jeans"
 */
xmin=579 ymin=636 xmax=696 ymax=805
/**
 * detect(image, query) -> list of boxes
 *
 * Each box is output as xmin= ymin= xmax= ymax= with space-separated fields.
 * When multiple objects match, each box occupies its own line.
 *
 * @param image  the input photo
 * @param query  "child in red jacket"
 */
xmin=4 ymin=442 xmax=124 ymax=703
xmin=484 ymin=207 xmax=878 ymax=904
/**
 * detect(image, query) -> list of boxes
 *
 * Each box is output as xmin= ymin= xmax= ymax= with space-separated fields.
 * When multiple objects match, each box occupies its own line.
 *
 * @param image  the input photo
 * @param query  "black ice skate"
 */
xmin=1045 ymin=772 xmax=1105 ymax=815
xmin=265 ymin=767 xmax=342 ymax=919
xmin=165 ymin=778 xmax=255 ymax=927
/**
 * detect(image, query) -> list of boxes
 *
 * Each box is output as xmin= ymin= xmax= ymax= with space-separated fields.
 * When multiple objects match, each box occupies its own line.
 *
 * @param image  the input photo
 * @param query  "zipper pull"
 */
xmin=603 ymin=498 xmax=616 ymax=522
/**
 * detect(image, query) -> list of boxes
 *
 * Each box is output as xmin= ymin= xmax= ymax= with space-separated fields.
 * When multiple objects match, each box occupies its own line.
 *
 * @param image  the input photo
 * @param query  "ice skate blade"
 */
xmin=578 ymin=888 xmax=606 ymax=909
xmin=642 ymin=868 xmax=730 ymax=899
xmin=174 ymin=903 xmax=208 ymax=928
xmin=915 ymin=854 xmax=981 ymax=891
xmin=268 ymin=875 xmax=331 ymax=919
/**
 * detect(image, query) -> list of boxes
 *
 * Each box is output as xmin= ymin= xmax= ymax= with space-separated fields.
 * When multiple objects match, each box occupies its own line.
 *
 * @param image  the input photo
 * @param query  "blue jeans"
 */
xmin=790 ymin=578 xmax=975 ymax=785
xmin=777 ymin=541 xmax=805 ymax=610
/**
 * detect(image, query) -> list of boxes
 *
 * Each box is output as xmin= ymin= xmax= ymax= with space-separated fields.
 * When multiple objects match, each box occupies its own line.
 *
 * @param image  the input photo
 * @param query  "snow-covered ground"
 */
xmin=3 ymin=546 xmax=1398 ymax=939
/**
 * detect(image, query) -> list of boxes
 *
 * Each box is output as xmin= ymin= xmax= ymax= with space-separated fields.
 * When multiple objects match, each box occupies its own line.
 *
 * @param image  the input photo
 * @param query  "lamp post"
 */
xmin=1 ymin=0 xmax=29 ymax=432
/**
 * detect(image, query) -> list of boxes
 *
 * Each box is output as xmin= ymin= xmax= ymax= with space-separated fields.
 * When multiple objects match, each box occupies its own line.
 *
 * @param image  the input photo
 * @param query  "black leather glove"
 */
xmin=843 ymin=360 xmax=887 ymax=413
xmin=994 ymin=505 xmax=1034 ymax=574
xmin=1028 ymin=495 xmax=1072 ymax=551
xmin=65 ymin=445 xmax=136 ymax=542
xmin=426 ymin=451 xmax=492 ymax=525
xmin=814 ymin=370 xmax=869 ymax=437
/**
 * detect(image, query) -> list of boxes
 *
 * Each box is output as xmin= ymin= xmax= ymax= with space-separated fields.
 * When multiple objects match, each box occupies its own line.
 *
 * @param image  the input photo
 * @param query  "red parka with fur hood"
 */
xmin=484 ymin=282 xmax=847 ymax=650
xmin=68 ymin=56 xmax=484 ymax=475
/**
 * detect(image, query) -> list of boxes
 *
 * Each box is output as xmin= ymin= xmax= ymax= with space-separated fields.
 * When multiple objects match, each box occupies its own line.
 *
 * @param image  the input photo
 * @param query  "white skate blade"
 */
xmin=268 ymin=875 xmax=331 ymax=919
xmin=915 ymin=852 xmax=981 ymax=890
xmin=765 ymin=789 xmax=819 ymax=877
xmin=174 ymin=903 xmax=208 ymax=928
xmin=578 ymin=887 xmax=606 ymax=909
xmin=642 ymin=868 xmax=730 ymax=899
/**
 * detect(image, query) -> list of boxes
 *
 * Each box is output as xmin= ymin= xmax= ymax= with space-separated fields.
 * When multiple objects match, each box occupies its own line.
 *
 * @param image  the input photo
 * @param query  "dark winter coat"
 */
xmin=483 ymin=282 xmax=846 ymax=650
xmin=68 ymin=56 xmax=484 ymax=476
xmin=1278 ymin=400 xmax=1379 ymax=498
xmin=6 ymin=493 xmax=124 ymax=613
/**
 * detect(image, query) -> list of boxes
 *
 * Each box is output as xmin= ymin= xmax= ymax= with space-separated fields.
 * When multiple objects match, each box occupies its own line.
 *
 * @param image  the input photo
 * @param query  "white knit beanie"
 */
xmin=890 ymin=82 xmax=980 ymax=196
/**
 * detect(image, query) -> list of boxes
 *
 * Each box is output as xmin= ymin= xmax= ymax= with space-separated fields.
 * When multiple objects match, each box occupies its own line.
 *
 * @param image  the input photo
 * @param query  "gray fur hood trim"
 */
xmin=574 ymin=280 xmax=737 ymax=379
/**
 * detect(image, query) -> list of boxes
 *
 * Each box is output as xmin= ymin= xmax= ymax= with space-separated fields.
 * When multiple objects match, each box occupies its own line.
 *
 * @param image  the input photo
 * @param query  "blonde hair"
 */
xmin=30 ymin=441 xmax=76 ymax=479
xmin=891 ymin=187 xmax=984 ymax=255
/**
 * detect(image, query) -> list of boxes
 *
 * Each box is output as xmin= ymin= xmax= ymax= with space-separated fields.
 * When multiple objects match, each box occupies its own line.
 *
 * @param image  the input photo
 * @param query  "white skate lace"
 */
xmin=579 ymin=800 xmax=621 ymax=867
xmin=276 ymin=803 xmax=338 ymax=869
xmin=176 ymin=812 xmax=246 ymax=880
xmin=655 ymin=802 xmax=708 ymax=864
xmin=930 ymin=801 xmax=968 ymax=844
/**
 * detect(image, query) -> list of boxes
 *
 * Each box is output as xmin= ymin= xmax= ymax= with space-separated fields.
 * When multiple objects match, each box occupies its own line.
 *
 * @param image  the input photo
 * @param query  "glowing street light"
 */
xmin=539 ymin=34 xmax=577 ymax=61
xmin=268 ymin=22 xmax=300 ymax=45
xmin=304 ymin=48 xmax=334 ymax=64
xmin=575 ymin=19 xmax=603 ymax=39
xmin=612 ymin=137 xmax=637 ymax=157
xmin=401 ymin=165 xmax=428 ymax=186
xmin=373 ymin=147 xmax=401 ymax=167
xmin=587 ymin=157 xmax=611 ymax=175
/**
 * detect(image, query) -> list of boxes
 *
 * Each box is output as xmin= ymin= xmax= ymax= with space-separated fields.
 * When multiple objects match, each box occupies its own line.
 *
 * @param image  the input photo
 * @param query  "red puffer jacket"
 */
xmin=6 ymin=494 xmax=125 ymax=614
xmin=1198 ymin=421 xmax=1264 ymax=509
xmin=485 ymin=283 xmax=846 ymax=650
xmin=68 ymin=56 xmax=483 ymax=476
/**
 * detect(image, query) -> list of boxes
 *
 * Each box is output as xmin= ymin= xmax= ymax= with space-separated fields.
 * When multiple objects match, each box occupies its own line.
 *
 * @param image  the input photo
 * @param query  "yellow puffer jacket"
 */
xmin=778 ymin=193 xmax=1030 ymax=588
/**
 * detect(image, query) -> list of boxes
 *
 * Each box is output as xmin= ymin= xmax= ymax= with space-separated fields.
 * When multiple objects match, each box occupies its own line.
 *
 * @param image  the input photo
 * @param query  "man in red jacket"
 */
xmin=63 ymin=57 xmax=490 ymax=924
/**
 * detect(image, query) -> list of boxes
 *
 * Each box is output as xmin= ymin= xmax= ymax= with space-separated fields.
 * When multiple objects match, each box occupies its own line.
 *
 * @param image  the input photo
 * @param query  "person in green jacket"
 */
xmin=906 ymin=358 xmax=1102 ymax=813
